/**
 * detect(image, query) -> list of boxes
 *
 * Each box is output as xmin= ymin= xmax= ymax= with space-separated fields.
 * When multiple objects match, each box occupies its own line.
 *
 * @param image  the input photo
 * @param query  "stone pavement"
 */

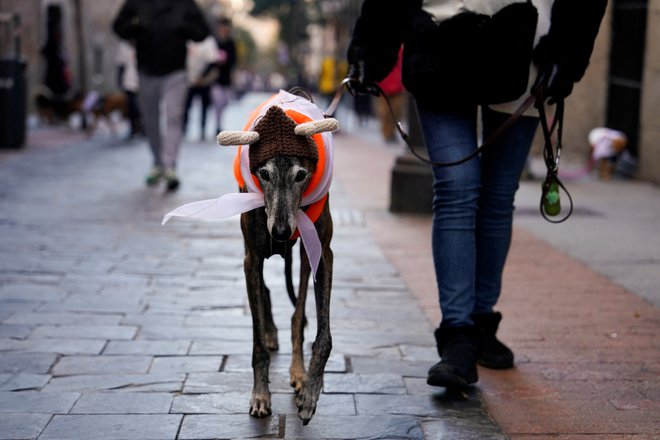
xmin=2 ymin=94 xmax=658 ymax=440
xmin=0 ymin=98 xmax=505 ymax=439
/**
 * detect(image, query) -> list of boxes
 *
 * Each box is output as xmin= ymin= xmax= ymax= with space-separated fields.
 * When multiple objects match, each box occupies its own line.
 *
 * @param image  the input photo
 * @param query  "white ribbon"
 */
xmin=162 ymin=90 xmax=332 ymax=279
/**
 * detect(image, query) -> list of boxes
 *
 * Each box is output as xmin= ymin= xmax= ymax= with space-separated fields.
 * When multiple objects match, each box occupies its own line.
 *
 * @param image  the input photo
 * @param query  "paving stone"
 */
xmin=70 ymin=392 xmax=173 ymax=414
xmin=43 ymin=373 xmax=184 ymax=393
xmin=3 ymin=312 xmax=123 ymax=326
xmin=31 ymin=325 xmax=138 ymax=340
xmin=52 ymin=355 xmax=152 ymax=375
xmin=271 ymin=393 xmax=357 ymax=416
xmin=0 ymin=324 xmax=33 ymax=338
xmin=422 ymin=418 xmax=507 ymax=440
xmin=400 ymin=344 xmax=440 ymax=362
xmin=0 ymin=353 xmax=57 ymax=374
xmin=323 ymin=373 xmax=407 ymax=394
xmin=0 ymin=284 xmax=67 ymax=302
xmin=350 ymin=356 xmax=429 ymax=377
xmin=39 ymin=414 xmax=182 ymax=440
xmin=44 ymin=295 xmax=145 ymax=313
xmin=178 ymin=414 xmax=279 ymax=439
xmin=121 ymin=313 xmax=186 ymax=326
xmin=0 ymin=338 xmax=106 ymax=355
xmin=355 ymin=393 xmax=488 ymax=417
xmin=0 ymin=413 xmax=51 ymax=439
xmin=137 ymin=325 xmax=252 ymax=340
xmin=284 ymin=414 xmax=424 ymax=439
xmin=184 ymin=372 xmax=293 ymax=394
xmin=0 ymin=391 xmax=79 ymax=413
xmin=103 ymin=340 xmax=191 ymax=355
xmin=0 ymin=300 xmax=41 ymax=314
xmin=171 ymin=391 xmax=250 ymax=414
xmin=409 ymin=376 xmax=465 ymax=396
xmin=223 ymin=352 xmax=346 ymax=373
xmin=189 ymin=340 xmax=254 ymax=355
xmin=0 ymin=373 xmax=51 ymax=391
xmin=149 ymin=355 xmax=223 ymax=373
xmin=332 ymin=342 xmax=402 ymax=358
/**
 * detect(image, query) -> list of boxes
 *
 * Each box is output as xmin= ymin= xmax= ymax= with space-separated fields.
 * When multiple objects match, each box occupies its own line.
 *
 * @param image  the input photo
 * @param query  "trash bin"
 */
xmin=0 ymin=59 xmax=27 ymax=149
xmin=0 ymin=13 xmax=27 ymax=150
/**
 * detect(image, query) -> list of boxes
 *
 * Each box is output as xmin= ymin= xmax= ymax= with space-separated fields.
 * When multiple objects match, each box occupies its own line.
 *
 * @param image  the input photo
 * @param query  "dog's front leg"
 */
xmin=296 ymin=246 xmax=333 ymax=425
xmin=244 ymin=251 xmax=272 ymax=418
xmin=290 ymin=245 xmax=311 ymax=393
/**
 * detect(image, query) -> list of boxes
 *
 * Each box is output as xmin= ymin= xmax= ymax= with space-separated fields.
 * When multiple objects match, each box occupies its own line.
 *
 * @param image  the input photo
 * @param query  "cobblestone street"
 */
xmin=2 ymin=93 xmax=659 ymax=439
xmin=0 ymin=97 xmax=504 ymax=439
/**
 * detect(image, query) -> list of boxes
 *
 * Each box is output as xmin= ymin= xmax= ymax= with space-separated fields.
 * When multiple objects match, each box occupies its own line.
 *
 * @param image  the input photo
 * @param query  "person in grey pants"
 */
xmin=113 ymin=0 xmax=209 ymax=191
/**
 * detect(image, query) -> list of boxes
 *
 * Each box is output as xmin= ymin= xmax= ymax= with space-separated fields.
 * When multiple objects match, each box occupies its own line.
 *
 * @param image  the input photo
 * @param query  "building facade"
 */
xmin=1 ymin=0 xmax=658 ymax=183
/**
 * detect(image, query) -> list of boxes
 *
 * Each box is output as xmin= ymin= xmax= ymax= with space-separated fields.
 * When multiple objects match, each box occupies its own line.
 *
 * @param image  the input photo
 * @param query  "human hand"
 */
xmin=533 ymin=64 xmax=574 ymax=105
xmin=346 ymin=61 xmax=381 ymax=97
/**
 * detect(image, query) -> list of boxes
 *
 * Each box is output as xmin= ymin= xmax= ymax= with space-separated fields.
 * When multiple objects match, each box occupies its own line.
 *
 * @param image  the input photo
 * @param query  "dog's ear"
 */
xmin=217 ymin=131 xmax=260 ymax=146
xmin=294 ymin=118 xmax=339 ymax=137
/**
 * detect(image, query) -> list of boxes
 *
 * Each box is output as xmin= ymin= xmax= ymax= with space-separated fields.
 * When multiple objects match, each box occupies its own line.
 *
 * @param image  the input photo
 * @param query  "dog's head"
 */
xmin=218 ymin=106 xmax=338 ymax=241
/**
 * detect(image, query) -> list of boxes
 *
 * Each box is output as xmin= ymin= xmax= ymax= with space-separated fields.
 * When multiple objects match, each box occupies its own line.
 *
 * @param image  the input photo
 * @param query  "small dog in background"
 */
xmin=588 ymin=127 xmax=628 ymax=180
xmin=84 ymin=91 xmax=130 ymax=136
xmin=35 ymin=87 xmax=130 ymax=137
xmin=34 ymin=87 xmax=84 ymax=124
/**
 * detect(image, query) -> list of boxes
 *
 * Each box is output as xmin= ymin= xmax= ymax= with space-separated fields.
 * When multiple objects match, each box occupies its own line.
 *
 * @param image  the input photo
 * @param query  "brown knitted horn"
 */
xmin=217 ymin=131 xmax=260 ymax=146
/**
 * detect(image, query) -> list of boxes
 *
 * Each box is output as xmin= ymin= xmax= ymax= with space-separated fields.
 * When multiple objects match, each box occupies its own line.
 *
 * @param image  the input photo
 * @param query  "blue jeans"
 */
xmin=418 ymin=106 xmax=539 ymax=328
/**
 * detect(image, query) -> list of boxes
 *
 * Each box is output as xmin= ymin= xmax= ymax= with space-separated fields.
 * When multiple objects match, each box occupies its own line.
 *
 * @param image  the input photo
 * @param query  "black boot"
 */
xmin=427 ymin=326 xmax=483 ymax=388
xmin=472 ymin=311 xmax=514 ymax=369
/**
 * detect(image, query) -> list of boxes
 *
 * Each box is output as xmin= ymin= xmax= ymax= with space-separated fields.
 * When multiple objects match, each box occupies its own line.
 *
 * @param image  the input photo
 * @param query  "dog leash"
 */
xmin=324 ymin=77 xmax=573 ymax=223
xmin=534 ymin=86 xmax=573 ymax=223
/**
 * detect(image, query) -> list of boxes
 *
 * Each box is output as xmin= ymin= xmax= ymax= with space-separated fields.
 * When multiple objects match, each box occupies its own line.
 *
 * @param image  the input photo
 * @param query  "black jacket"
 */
xmin=348 ymin=0 xmax=607 ymax=109
xmin=215 ymin=37 xmax=236 ymax=86
xmin=113 ymin=0 xmax=210 ymax=76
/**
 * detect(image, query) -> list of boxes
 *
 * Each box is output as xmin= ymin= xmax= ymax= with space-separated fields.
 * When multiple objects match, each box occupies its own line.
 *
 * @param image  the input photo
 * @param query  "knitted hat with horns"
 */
xmin=248 ymin=106 xmax=318 ymax=172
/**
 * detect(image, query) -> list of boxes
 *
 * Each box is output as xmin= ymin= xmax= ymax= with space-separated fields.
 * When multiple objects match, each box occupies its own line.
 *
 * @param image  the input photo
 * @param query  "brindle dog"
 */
xmin=241 ymin=152 xmax=333 ymax=425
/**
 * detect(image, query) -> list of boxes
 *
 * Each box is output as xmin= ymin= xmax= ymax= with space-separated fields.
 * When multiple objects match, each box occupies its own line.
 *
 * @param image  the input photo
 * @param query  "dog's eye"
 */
xmin=295 ymin=170 xmax=308 ymax=182
xmin=258 ymin=169 xmax=270 ymax=181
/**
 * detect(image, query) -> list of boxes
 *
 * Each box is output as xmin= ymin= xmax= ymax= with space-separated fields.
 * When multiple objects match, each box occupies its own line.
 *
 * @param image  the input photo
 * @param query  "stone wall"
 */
xmin=639 ymin=0 xmax=660 ymax=184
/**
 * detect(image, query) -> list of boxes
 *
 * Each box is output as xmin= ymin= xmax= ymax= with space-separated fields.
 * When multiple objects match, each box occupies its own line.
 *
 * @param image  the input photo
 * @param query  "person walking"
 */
xmin=116 ymin=41 xmax=142 ymax=139
xmin=184 ymin=36 xmax=219 ymax=141
xmin=211 ymin=17 xmax=236 ymax=134
xmin=113 ymin=0 xmax=209 ymax=191
xmin=348 ymin=0 xmax=607 ymax=388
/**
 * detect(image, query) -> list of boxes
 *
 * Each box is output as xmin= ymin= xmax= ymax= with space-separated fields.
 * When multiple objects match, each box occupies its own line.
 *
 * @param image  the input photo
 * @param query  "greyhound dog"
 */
xmin=164 ymin=91 xmax=338 ymax=424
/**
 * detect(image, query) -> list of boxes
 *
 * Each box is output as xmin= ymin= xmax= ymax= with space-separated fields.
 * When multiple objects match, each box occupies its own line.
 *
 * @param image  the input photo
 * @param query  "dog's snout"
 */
xmin=271 ymin=224 xmax=293 ymax=242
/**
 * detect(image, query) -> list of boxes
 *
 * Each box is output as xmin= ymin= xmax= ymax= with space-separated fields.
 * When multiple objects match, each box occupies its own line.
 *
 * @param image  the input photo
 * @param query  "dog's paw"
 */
xmin=295 ymin=389 xmax=318 ymax=425
xmin=265 ymin=330 xmax=279 ymax=351
xmin=289 ymin=369 xmax=305 ymax=393
xmin=249 ymin=393 xmax=272 ymax=418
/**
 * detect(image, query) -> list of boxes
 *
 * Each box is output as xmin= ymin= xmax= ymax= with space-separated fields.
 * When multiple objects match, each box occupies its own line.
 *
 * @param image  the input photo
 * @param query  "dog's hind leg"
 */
xmin=244 ymin=251 xmax=272 ymax=418
xmin=290 ymin=244 xmax=311 ymax=393
xmin=296 ymin=241 xmax=333 ymax=425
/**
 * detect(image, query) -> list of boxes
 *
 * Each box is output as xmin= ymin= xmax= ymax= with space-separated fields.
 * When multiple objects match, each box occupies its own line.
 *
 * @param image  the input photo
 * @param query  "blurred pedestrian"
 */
xmin=211 ymin=17 xmax=236 ymax=134
xmin=376 ymin=47 xmax=404 ymax=143
xmin=116 ymin=41 xmax=142 ymax=139
xmin=41 ymin=5 xmax=71 ymax=98
xmin=184 ymin=36 xmax=220 ymax=141
xmin=348 ymin=0 xmax=606 ymax=388
xmin=113 ymin=0 xmax=209 ymax=191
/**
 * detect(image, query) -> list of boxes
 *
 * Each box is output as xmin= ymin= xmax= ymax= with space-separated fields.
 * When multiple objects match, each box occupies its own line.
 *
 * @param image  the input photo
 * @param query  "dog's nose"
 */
xmin=271 ymin=224 xmax=292 ymax=242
